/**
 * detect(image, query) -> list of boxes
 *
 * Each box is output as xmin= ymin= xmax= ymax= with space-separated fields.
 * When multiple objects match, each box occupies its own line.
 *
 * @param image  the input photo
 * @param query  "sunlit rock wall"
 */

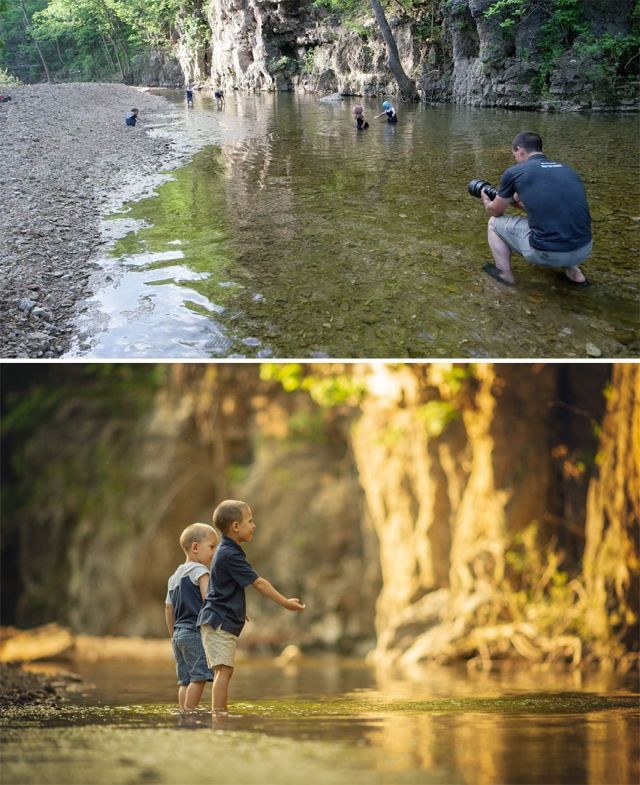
xmin=351 ymin=364 xmax=608 ymax=667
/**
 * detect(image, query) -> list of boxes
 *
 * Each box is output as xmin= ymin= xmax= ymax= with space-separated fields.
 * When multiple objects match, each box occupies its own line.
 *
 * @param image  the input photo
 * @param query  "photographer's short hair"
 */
xmin=512 ymin=131 xmax=543 ymax=153
xmin=179 ymin=522 xmax=217 ymax=554
xmin=212 ymin=500 xmax=249 ymax=534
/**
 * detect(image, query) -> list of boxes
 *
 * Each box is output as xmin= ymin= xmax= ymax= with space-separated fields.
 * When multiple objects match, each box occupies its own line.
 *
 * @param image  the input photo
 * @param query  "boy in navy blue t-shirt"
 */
xmin=165 ymin=522 xmax=218 ymax=710
xmin=198 ymin=499 xmax=305 ymax=713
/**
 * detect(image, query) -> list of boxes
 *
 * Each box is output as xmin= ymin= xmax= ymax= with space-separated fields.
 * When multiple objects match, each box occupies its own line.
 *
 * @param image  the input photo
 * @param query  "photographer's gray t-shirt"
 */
xmin=498 ymin=154 xmax=591 ymax=252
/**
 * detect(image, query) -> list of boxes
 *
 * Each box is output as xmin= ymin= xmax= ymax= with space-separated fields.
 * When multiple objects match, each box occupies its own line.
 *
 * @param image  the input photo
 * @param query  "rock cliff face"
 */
xmin=352 ymin=364 xmax=611 ymax=666
xmin=4 ymin=363 xmax=637 ymax=666
xmin=167 ymin=0 xmax=638 ymax=109
xmin=3 ymin=365 xmax=378 ymax=653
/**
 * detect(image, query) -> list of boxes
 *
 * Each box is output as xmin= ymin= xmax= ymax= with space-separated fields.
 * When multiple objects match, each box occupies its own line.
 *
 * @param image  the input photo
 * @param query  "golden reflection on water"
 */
xmin=4 ymin=659 xmax=638 ymax=785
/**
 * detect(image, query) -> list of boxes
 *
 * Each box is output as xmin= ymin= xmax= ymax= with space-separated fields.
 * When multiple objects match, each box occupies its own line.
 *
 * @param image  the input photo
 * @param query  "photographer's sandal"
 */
xmin=482 ymin=262 xmax=515 ymax=287
xmin=562 ymin=273 xmax=591 ymax=288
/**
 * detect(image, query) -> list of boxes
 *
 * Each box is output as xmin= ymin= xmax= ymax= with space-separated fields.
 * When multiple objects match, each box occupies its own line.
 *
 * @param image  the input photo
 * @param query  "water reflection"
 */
xmin=67 ymin=93 xmax=639 ymax=358
xmin=3 ymin=659 xmax=639 ymax=785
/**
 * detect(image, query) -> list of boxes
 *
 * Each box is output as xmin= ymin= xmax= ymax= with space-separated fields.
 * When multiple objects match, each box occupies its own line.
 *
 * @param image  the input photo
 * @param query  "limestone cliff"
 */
xmin=165 ymin=0 xmax=638 ymax=109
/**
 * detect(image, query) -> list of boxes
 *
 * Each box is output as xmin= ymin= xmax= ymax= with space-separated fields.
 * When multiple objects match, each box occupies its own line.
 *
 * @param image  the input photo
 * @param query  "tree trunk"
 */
xmin=106 ymin=33 xmax=126 ymax=81
xmin=582 ymin=364 xmax=640 ymax=657
xmin=19 ymin=0 xmax=52 ymax=83
xmin=369 ymin=0 xmax=417 ymax=100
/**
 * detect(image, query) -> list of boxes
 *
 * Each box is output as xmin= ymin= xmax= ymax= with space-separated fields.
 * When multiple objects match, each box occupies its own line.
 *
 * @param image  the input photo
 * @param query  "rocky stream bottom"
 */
xmin=0 ymin=83 xmax=210 ymax=358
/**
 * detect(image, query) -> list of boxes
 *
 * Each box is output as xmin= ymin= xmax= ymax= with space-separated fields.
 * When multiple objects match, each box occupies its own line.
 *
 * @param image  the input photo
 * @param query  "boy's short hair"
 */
xmin=512 ymin=130 xmax=543 ymax=153
xmin=179 ymin=522 xmax=218 ymax=554
xmin=131 ymin=108 xmax=138 ymax=113
xmin=212 ymin=500 xmax=249 ymax=534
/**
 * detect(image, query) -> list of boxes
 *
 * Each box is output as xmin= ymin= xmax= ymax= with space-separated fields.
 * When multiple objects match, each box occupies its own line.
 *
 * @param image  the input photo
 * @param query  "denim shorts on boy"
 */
xmin=492 ymin=215 xmax=592 ymax=268
xmin=200 ymin=623 xmax=238 ymax=668
xmin=172 ymin=628 xmax=213 ymax=685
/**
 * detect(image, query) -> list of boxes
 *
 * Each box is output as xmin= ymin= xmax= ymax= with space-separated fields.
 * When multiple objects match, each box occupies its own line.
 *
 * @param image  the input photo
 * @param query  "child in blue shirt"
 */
xmin=374 ymin=100 xmax=397 ymax=123
xmin=165 ymin=522 xmax=218 ymax=710
xmin=125 ymin=108 xmax=139 ymax=127
xmin=198 ymin=499 xmax=305 ymax=714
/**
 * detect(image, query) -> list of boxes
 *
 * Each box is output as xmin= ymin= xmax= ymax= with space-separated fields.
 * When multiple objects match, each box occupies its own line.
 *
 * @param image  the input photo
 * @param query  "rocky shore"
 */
xmin=0 ymin=83 xmax=207 ymax=358
xmin=0 ymin=662 xmax=71 ymax=709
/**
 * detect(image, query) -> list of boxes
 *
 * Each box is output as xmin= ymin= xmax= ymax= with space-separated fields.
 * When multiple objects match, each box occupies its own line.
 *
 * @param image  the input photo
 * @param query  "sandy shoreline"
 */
xmin=0 ymin=83 xmax=209 ymax=358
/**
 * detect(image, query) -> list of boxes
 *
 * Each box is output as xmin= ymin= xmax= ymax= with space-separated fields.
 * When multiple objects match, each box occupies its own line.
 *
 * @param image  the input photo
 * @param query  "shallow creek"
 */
xmin=66 ymin=92 xmax=639 ymax=359
xmin=2 ymin=658 xmax=638 ymax=784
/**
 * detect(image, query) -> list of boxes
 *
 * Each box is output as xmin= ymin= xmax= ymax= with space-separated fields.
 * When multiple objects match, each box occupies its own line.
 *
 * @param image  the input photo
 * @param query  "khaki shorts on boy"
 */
xmin=200 ymin=623 xmax=237 ymax=668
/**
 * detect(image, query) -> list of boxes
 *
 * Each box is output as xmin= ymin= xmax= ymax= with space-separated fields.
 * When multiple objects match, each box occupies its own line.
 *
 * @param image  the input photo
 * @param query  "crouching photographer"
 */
xmin=476 ymin=131 xmax=592 ymax=287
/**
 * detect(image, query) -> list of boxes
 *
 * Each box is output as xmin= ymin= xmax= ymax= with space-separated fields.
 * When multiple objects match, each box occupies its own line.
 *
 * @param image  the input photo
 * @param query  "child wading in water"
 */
xmin=165 ymin=522 xmax=219 ymax=710
xmin=198 ymin=500 xmax=305 ymax=714
xmin=374 ymin=100 xmax=398 ymax=124
xmin=353 ymin=105 xmax=369 ymax=130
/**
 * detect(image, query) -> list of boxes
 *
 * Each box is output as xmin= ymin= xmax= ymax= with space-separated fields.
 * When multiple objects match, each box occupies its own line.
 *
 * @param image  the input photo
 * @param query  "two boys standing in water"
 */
xmin=165 ymin=500 xmax=305 ymax=713
xmin=353 ymin=99 xmax=397 ymax=130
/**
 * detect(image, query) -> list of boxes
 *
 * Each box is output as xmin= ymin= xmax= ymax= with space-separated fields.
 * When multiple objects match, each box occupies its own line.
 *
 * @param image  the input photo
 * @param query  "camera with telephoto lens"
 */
xmin=468 ymin=178 xmax=498 ymax=201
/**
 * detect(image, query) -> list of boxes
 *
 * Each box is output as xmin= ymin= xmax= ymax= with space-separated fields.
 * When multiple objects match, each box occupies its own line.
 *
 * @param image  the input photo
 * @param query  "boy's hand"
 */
xmin=285 ymin=598 xmax=306 ymax=611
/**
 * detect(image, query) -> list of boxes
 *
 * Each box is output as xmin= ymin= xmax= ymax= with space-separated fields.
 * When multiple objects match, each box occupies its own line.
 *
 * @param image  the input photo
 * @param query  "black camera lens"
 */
xmin=468 ymin=179 xmax=498 ymax=201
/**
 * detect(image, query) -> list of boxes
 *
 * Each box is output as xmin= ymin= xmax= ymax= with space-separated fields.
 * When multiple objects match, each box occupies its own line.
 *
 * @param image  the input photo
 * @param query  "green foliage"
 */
xmin=260 ymin=364 xmax=366 ymax=408
xmin=312 ymin=0 xmax=364 ymax=17
xmin=415 ymin=400 xmax=459 ymax=437
xmin=270 ymin=54 xmax=298 ymax=75
xmin=0 ymin=0 xmax=190 ymax=83
xmin=484 ymin=0 xmax=639 ymax=99
xmin=303 ymin=47 xmax=316 ymax=73
xmin=287 ymin=410 xmax=329 ymax=444
xmin=0 ymin=65 xmax=21 ymax=83
xmin=227 ymin=463 xmax=250 ymax=486
xmin=504 ymin=522 xmax=587 ymax=638
xmin=484 ymin=0 xmax=525 ymax=31
xmin=2 ymin=364 xmax=164 ymax=437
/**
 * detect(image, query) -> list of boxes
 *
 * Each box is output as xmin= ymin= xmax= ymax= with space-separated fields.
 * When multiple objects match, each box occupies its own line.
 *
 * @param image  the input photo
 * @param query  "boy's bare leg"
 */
xmin=488 ymin=219 xmax=516 ymax=284
xmin=184 ymin=680 xmax=206 ymax=709
xmin=212 ymin=665 xmax=233 ymax=712
xmin=178 ymin=685 xmax=187 ymax=710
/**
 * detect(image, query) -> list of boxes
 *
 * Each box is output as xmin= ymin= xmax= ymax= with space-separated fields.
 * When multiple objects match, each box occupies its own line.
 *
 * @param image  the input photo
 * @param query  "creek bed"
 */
xmin=2 ymin=658 xmax=638 ymax=784
xmin=66 ymin=91 xmax=639 ymax=359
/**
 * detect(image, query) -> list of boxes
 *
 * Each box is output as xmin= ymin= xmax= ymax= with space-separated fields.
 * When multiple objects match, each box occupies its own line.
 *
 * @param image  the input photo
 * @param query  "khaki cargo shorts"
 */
xmin=491 ymin=216 xmax=592 ymax=268
xmin=200 ymin=623 xmax=237 ymax=668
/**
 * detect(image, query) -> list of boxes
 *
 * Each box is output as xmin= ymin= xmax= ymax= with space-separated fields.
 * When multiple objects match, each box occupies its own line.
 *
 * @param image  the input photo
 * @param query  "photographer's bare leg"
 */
xmin=488 ymin=218 xmax=516 ymax=285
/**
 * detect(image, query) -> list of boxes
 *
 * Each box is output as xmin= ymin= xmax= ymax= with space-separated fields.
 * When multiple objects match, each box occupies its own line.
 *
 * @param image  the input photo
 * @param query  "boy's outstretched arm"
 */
xmin=252 ymin=577 xmax=305 ymax=611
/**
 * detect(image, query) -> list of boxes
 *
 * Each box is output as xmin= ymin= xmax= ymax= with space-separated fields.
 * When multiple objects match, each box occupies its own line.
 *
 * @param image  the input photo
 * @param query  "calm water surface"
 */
xmin=2 ymin=658 xmax=638 ymax=784
xmin=67 ymin=92 xmax=639 ymax=359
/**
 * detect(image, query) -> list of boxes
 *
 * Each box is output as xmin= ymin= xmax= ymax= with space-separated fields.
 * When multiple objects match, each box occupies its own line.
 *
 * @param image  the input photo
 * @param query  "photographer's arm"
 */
xmin=481 ymin=192 xmax=511 ymax=217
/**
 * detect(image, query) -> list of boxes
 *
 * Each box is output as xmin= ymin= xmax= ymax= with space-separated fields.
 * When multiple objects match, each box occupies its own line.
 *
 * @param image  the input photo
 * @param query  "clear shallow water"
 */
xmin=2 ymin=658 xmax=638 ymax=784
xmin=67 ymin=92 xmax=639 ymax=359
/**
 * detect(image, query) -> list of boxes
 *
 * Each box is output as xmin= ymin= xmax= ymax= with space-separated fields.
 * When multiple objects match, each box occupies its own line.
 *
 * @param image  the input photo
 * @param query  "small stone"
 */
xmin=586 ymin=342 xmax=602 ymax=357
xmin=18 ymin=298 xmax=36 ymax=312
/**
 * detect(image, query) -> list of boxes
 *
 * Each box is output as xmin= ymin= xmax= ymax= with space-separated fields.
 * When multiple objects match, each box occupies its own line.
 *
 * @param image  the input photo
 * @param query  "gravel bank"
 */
xmin=0 ymin=83 xmax=207 ymax=358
